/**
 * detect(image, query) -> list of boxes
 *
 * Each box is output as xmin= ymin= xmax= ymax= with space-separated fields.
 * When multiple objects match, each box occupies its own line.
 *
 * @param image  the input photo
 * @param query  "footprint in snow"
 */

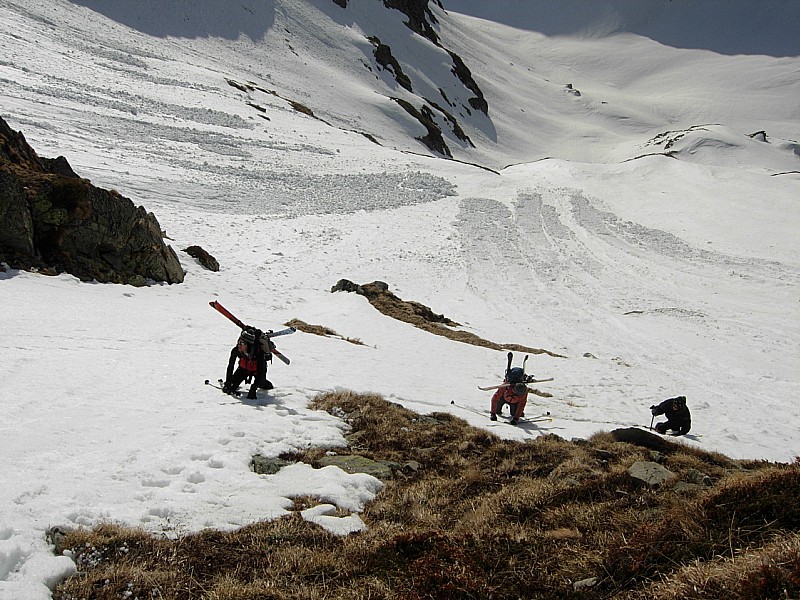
xmin=141 ymin=477 xmax=171 ymax=488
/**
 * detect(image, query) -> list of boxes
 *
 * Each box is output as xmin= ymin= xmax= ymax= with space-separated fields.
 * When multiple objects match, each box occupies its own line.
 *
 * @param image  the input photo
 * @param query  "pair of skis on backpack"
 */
xmin=207 ymin=301 xmax=296 ymax=396
xmin=479 ymin=351 xmax=554 ymax=391
xmin=210 ymin=300 xmax=294 ymax=365
xmin=478 ymin=378 xmax=553 ymax=391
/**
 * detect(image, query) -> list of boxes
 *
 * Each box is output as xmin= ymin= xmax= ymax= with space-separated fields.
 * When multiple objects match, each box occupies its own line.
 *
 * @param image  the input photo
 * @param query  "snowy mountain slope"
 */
xmin=4 ymin=0 xmax=799 ymax=171
xmin=1 ymin=1 xmax=799 ymax=598
xmin=447 ymin=0 xmax=800 ymax=56
xmin=440 ymin=5 xmax=800 ymax=164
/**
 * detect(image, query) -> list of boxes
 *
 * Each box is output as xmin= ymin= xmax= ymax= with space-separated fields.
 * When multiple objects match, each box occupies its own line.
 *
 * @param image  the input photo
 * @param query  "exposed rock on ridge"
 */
xmin=0 ymin=116 xmax=184 ymax=285
xmin=369 ymin=36 xmax=413 ymax=92
xmin=383 ymin=0 xmax=444 ymax=45
xmin=331 ymin=0 xmax=486 ymax=158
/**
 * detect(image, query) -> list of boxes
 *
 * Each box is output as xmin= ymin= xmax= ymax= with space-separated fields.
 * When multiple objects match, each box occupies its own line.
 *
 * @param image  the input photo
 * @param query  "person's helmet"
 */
xmin=512 ymin=383 xmax=527 ymax=395
xmin=239 ymin=329 xmax=256 ymax=345
xmin=507 ymin=367 xmax=525 ymax=384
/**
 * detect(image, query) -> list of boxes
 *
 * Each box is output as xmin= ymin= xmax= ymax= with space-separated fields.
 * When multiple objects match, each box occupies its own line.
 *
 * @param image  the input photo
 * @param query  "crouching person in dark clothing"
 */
xmin=223 ymin=328 xmax=272 ymax=399
xmin=650 ymin=395 xmax=691 ymax=436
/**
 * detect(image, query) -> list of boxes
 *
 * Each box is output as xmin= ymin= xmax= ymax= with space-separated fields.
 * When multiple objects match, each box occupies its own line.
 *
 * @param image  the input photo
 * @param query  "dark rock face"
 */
xmin=447 ymin=51 xmax=488 ymax=116
xmin=369 ymin=36 xmax=413 ymax=92
xmin=383 ymin=0 xmax=442 ymax=45
xmin=327 ymin=0 xmax=487 ymax=159
xmin=184 ymin=245 xmax=220 ymax=272
xmin=393 ymin=98 xmax=453 ymax=157
xmin=0 ymin=116 xmax=184 ymax=285
xmin=610 ymin=427 xmax=676 ymax=453
xmin=381 ymin=0 xmax=487 ymax=118
xmin=331 ymin=278 xmax=363 ymax=294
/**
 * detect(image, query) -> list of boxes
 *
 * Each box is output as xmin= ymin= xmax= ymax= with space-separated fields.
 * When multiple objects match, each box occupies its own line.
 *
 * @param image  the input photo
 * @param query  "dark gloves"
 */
xmin=222 ymin=382 xmax=233 ymax=393
xmin=650 ymin=406 xmax=658 ymax=415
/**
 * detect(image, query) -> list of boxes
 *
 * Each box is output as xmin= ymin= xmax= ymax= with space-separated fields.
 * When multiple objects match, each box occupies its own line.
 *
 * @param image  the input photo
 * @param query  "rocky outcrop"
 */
xmin=447 ymin=50 xmax=488 ymax=116
xmin=323 ymin=0 xmax=486 ymax=160
xmin=183 ymin=245 xmax=219 ymax=272
xmin=381 ymin=1 xmax=487 ymax=117
xmin=627 ymin=461 xmax=676 ymax=489
xmin=369 ymin=36 xmax=413 ymax=92
xmin=251 ymin=452 xmax=412 ymax=481
xmin=0 ymin=116 xmax=184 ymax=285
xmin=383 ymin=0 xmax=443 ymax=45
xmin=393 ymin=98 xmax=453 ymax=157
xmin=610 ymin=427 xmax=676 ymax=453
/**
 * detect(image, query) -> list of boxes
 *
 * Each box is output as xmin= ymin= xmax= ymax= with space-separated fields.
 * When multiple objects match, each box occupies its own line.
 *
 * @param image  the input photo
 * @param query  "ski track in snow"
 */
xmin=453 ymin=185 xmax=798 ymax=446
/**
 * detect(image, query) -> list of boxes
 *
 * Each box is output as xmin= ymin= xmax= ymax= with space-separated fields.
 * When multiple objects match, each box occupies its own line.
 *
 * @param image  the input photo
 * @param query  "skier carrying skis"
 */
xmin=222 ymin=328 xmax=273 ymax=399
xmin=650 ymin=395 xmax=691 ymax=436
xmin=490 ymin=366 xmax=529 ymax=425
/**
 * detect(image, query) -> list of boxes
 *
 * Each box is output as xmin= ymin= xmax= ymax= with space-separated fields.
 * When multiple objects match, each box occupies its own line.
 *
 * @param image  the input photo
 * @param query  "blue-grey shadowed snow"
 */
xmin=447 ymin=0 xmax=800 ymax=57
xmin=68 ymin=0 xmax=276 ymax=40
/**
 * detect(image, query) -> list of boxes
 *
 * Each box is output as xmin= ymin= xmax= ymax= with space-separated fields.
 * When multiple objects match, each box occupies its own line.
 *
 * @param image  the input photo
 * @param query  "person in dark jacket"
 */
xmin=650 ymin=395 xmax=691 ymax=436
xmin=222 ymin=328 xmax=272 ymax=399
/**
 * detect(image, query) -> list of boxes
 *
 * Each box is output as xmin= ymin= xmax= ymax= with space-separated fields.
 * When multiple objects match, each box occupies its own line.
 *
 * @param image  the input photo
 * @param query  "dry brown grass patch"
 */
xmin=53 ymin=391 xmax=800 ymax=600
xmin=285 ymin=318 xmax=364 ymax=345
xmin=331 ymin=280 xmax=566 ymax=357
xmin=637 ymin=532 xmax=800 ymax=600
